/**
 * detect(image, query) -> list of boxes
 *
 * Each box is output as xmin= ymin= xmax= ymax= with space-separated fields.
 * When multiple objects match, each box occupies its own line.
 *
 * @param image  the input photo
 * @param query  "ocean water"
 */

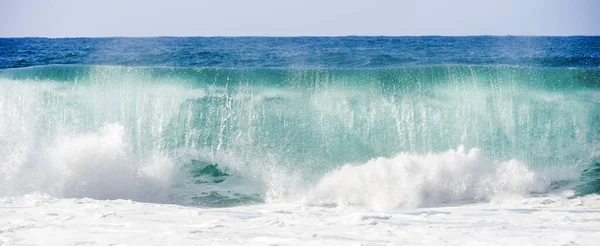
xmin=1 ymin=37 xmax=599 ymax=209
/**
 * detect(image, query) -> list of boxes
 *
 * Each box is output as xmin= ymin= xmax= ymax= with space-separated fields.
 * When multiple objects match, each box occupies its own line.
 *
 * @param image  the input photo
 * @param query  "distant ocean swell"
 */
xmin=0 ymin=65 xmax=599 ymax=208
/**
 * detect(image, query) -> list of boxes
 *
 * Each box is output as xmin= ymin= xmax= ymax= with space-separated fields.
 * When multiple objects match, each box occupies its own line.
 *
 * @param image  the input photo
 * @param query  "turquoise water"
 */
xmin=0 ymin=37 xmax=599 ymax=206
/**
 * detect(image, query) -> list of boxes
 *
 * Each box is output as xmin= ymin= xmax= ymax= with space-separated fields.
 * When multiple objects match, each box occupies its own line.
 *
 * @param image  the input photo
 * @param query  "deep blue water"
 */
xmin=1 ymin=36 xmax=600 ymax=69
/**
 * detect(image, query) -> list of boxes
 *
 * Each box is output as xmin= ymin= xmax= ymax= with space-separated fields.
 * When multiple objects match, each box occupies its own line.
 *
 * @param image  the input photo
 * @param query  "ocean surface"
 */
xmin=1 ymin=36 xmax=600 ymax=208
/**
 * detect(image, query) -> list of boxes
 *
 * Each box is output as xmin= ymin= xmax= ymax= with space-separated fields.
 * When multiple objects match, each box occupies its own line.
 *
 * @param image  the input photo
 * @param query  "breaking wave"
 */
xmin=1 ymin=65 xmax=599 ymax=208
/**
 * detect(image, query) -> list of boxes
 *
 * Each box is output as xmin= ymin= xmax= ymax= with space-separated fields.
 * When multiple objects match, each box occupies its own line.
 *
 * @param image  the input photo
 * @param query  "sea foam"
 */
xmin=2 ymin=123 xmax=174 ymax=202
xmin=304 ymin=146 xmax=549 ymax=210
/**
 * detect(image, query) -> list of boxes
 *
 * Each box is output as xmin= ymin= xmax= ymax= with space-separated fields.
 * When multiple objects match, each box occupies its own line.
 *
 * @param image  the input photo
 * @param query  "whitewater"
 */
xmin=1 ymin=37 xmax=600 ymax=245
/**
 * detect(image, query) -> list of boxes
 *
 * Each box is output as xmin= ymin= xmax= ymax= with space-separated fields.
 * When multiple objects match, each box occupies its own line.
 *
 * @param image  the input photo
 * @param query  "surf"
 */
xmin=1 ymin=65 xmax=599 ymax=208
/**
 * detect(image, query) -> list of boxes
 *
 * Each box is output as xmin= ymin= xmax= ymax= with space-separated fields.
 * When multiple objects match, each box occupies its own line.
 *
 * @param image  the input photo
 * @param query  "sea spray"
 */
xmin=0 ymin=65 xmax=599 ymax=207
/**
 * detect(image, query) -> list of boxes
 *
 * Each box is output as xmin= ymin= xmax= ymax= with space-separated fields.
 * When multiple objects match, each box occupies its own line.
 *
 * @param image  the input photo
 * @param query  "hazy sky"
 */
xmin=1 ymin=0 xmax=598 ymax=37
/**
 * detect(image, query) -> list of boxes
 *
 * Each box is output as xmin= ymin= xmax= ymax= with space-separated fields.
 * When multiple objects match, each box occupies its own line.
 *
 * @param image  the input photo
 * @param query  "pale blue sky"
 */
xmin=0 ymin=0 xmax=598 ymax=37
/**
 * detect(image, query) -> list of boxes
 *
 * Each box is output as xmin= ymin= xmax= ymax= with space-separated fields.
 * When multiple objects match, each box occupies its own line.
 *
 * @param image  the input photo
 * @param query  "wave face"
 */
xmin=1 ymin=65 xmax=599 ymax=207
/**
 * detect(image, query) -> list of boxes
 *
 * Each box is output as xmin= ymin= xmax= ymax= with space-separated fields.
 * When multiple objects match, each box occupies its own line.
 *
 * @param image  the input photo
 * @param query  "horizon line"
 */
xmin=1 ymin=34 xmax=599 ymax=39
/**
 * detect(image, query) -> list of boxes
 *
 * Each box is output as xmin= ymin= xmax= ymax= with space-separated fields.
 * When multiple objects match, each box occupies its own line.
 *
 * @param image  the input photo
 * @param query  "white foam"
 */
xmin=4 ymin=123 xmax=174 ymax=202
xmin=304 ymin=146 xmax=550 ymax=210
xmin=2 ymin=193 xmax=600 ymax=245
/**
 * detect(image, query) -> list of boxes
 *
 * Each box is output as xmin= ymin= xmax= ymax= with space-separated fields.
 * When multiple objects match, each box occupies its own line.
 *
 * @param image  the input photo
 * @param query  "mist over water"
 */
xmin=1 ymin=37 xmax=599 ymax=208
